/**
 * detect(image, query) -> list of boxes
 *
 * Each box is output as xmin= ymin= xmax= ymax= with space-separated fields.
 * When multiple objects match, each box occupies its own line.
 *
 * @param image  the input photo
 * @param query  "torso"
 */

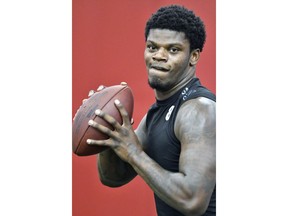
xmin=145 ymin=78 xmax=216 ymax=216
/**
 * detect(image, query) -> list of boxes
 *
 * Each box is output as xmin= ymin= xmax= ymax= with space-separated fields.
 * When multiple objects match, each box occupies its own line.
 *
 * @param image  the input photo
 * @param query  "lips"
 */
xmin=150 ymin=64 xmax=169 ymax=72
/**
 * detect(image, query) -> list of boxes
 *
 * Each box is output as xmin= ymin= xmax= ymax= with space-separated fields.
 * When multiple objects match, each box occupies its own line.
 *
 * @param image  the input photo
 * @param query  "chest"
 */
xmin=145 ymin=104 xmax=181 ymax=172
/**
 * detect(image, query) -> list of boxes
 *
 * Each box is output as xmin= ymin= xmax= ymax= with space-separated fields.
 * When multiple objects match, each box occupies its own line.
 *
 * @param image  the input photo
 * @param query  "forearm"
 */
xmin=98 ymin=148 xmax=137 ymax=187
xmin=128 ymin=151 xmax=204 ymax=216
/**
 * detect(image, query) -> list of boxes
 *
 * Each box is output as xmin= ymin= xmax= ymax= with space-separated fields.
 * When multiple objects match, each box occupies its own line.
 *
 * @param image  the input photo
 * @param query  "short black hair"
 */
xmin=145 ymin=5 xmax=206 ymax=52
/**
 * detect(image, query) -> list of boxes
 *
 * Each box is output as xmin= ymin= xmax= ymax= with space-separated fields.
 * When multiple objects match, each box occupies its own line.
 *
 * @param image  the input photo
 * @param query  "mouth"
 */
xmin=150 ymin=64 xmax=170 ymax=72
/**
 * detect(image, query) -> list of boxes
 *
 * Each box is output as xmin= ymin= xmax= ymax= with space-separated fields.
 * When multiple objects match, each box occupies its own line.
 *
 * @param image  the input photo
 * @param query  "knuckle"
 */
xmin=122 ymin=112 xmax=129 ymax=118
xmin=109 ymin=118 xmax=118 ymax=126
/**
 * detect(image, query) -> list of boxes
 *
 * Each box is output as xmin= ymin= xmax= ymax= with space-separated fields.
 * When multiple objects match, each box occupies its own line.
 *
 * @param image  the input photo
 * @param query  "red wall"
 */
xmin=72 ymin=1 xmax=215 ymax=215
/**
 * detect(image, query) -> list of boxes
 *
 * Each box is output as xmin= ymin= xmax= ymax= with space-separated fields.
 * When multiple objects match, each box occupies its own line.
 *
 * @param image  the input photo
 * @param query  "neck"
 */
xmin=155 ymin=73 xmax=196 ymax=101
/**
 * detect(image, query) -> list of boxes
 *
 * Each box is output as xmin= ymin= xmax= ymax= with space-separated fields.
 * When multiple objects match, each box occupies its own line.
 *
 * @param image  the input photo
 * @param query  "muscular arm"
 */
xmin=89 ymin=98 xmax=216 ymax=215
xmin=127 ymin=98 xmax=216 ymax=215
xmin=97 ymin=115 xmax=148 ymax=187
xmin=97 ymin=149 xmax=136 ymax=187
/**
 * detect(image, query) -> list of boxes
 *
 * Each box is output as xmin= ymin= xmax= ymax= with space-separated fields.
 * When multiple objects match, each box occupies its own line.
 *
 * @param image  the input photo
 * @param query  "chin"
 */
xmin=148 ymin=78 xmax=172 ymax=92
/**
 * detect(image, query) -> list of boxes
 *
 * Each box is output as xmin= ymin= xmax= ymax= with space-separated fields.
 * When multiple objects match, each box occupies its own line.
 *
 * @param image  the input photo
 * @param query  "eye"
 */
xmin=169 ymin=47 xmax=179 ymax=54
xmin=147 ymin=44 xmax=157 ymax=52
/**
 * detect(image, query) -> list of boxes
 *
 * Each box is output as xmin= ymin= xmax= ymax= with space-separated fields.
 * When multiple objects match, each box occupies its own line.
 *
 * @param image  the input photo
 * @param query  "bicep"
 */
xmin=176 ymin=98 xmax=216 ymax=199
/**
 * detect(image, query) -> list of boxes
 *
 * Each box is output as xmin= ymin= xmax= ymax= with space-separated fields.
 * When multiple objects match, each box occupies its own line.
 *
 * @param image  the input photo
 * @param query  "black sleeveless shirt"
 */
xmin=145 ymin=78 xmax=216 ymax=216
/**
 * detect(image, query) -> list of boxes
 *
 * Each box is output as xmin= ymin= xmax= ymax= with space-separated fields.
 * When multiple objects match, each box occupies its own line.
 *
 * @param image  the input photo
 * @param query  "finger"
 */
xmin=82 ymin=98 xmax=88 ymax=104
xmin=94 ymin=109 xmax=123 ymax=131
xmin=73 ymin=113 xmax=77 ymax=121
xmin=88 ymin=119 xmax=119 ymax=140
xmin=86 ymin=138 xmax=114 ymax=147
xmin=114 ymin=99 xmax=131 ymax=126
xmin=96 ymin=85 xmax=105 ymax=92
xmin=88 ymin=90 xmax=95 ymax=97
xmin=73 ymin=106 xmax=81 ymax=120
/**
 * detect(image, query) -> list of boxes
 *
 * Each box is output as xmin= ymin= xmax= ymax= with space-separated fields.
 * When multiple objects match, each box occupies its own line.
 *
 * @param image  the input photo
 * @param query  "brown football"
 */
xmin=72 ymin=84 xmax=134 ymax=156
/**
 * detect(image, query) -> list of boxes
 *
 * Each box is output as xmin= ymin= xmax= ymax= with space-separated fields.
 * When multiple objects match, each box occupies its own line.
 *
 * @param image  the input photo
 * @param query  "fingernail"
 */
xmin=114 ymin=99 xmax=120 ymax=105
xmin=120 ymin=82 xmax=127 ymax=86
xmin=88 ymin=120 xmax=94 ymax=125
xmin=88 ymin=90 xmax=95 ymax=97
xmin=97 ymin=85 xmax=105 ymax=91
xmin=95 ymin=109 xmax=101 ymax=115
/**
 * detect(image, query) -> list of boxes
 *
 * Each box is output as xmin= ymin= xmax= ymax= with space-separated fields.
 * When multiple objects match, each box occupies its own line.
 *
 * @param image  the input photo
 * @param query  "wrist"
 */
xmin=127 ymin=147 xmax=145 ymax=166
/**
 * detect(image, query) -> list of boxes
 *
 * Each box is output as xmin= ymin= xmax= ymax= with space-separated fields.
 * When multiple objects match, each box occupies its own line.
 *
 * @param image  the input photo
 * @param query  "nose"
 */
xmin=152 ymin=48 xmax=168 ymax=62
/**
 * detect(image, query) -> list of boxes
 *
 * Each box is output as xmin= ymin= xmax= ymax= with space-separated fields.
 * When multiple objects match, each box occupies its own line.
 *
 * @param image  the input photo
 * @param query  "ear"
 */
xmin=189 ymin=49 xmax=200 ymax=66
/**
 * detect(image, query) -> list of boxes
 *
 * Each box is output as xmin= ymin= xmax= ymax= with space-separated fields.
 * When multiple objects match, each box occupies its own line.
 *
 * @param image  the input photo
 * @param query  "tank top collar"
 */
xmin=156 ymin=78 xmax=200 ymax=106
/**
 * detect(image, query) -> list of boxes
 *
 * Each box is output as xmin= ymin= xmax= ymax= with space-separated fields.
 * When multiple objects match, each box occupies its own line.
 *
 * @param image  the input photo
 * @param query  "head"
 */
xmin=145 ymin=5 xmax=206 ymax=54
xmin=144 ymin=5 xmax=206 ymax=93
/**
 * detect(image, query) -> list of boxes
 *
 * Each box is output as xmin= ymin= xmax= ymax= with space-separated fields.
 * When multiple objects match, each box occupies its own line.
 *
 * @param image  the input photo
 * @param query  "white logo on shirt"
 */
xmin=165 ymin=105 xmax=175 ymax=121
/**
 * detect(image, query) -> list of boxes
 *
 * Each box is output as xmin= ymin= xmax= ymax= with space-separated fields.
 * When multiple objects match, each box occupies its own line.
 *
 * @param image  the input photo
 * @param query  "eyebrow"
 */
xmin=146 ymin=40 xmax=184 ymax=47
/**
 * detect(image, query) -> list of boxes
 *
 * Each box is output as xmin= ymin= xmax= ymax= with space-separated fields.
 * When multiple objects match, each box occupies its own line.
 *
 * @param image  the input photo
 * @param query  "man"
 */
xmin=87 ymin=5 xmax=216 ymax=216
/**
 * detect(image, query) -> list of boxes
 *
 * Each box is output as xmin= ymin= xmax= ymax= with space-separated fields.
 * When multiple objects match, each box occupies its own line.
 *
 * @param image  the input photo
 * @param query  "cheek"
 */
xmin=144 ymin=52 xmax=151 ymax=66
xmin=172 ymin=55 xmax=190 ymax=69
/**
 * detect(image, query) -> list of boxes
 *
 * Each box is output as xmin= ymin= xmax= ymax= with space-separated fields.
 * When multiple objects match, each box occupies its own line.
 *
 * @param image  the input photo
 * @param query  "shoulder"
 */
xmin=178 ymin=97 xmax=215 ymax=122
xmin=175 ymin=97 xmax=216 ymax=142
xmin=183 ymin=96 xmax=215 ymax=107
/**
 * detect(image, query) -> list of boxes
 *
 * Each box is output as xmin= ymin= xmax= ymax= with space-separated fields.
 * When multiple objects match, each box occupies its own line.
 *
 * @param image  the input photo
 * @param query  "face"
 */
xmin=144 ymin=29 xmax=194 ymax=92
